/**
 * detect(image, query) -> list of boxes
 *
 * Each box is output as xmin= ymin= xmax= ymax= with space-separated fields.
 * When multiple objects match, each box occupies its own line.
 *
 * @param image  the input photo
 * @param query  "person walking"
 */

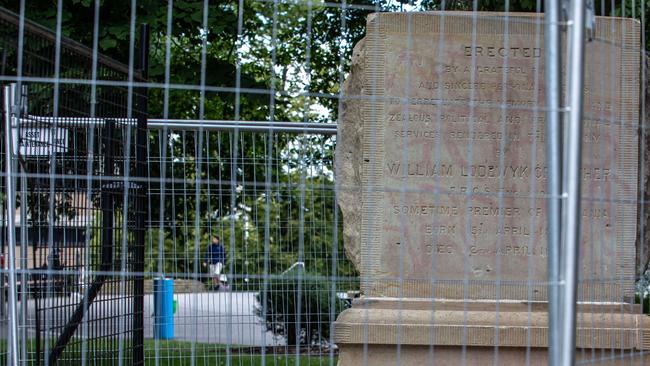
xmin=204 ymin=236 xmax=226 ymax=290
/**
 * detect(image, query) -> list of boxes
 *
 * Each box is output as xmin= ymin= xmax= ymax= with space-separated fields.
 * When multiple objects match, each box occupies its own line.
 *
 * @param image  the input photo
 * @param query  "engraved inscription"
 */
xmin=463 ymin=45 xmax=542 ymax=58
xmin=392 ymin=205 xmax=459 ymax=216
xmin=385 ymin=161 xmax=453 ymax=177
xmin=344 ymin=13 xmax=639 ymax=299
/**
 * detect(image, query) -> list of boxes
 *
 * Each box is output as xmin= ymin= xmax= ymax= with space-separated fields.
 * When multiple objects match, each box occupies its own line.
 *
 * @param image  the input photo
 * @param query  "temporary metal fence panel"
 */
xmin=1 ymin=6 xmax=148 ymax=365
xmin=9 ymin=114 xmax=147 ymax=366
xmin=0 ymin=1 xmax=648 ymax=366
xmin=144 ymin=126 xmax=352 ymax=363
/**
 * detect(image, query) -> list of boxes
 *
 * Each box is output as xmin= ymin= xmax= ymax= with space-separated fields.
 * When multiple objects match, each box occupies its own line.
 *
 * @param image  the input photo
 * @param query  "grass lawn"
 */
xmin=143 ymin=340 xmax=337 ymax=366
xmin=6 ymin=339 xmax=337 ymax=365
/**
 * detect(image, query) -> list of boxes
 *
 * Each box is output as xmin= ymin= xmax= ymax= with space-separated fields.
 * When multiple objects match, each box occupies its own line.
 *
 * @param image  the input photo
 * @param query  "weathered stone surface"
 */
xmin=335 ymin=301 xmax=643 ymax=348
xmin=335 ymin=37 xmax=366 ymax=268
xmin=336 ymin=12 xmax=640 ymax=300
xmin=334 ymin=298 xmax=650 ymax=366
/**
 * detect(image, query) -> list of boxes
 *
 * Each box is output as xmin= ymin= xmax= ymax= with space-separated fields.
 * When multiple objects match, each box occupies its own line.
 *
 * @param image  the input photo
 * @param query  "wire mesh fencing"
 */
xmin=1 ymin=5 xmax=148 ymax=364
xmin=0 ymin=1 xmax=649 ymax=366
xmin=143 ymin=126 xmax=356 ymax=361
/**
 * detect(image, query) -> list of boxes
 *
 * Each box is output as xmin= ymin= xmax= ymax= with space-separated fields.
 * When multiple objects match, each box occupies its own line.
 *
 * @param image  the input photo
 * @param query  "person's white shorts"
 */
xmin=209 ymin=263 xmax=223 ymax=275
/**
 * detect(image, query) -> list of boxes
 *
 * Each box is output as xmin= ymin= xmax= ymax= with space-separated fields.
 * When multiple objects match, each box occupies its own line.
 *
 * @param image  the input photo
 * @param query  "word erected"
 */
xmin=463 ymin=45 xmax=542 ymax=58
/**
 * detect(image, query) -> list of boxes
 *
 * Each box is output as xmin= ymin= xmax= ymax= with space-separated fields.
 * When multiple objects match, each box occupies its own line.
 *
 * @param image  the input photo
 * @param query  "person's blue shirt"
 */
xmin=206 ymin=243 xmax=225 ymax=265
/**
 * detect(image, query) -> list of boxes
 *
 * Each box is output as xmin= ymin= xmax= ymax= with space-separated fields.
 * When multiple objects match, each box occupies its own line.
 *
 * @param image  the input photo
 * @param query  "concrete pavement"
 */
xmin=2 ymin=291 xmax=283 ymax=346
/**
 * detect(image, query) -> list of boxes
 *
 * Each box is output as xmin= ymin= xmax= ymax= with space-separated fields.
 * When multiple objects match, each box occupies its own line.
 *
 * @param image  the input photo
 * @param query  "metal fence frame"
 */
xmin=0 ymin=1 xmax=627 ymax=366
xmin=1 ymin=5 xmax=150 ymax=364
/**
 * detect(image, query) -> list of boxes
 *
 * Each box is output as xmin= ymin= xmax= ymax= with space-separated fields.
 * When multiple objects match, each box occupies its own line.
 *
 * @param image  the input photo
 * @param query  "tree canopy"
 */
xmin=0 ymin=0 xmax=376 ymax=281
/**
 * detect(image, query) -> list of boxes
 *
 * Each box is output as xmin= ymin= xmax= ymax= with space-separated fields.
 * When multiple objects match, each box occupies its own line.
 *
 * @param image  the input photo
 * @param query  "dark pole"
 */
xmin=132 ymin=23 xmax=149 ymax=366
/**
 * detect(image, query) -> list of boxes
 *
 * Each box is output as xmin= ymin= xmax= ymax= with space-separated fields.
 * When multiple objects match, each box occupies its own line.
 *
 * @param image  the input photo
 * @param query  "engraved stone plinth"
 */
xmin=334 ymin=12 xmax=646 ymax=366
xmin=335 ymin=12 xmax=640 ymax=301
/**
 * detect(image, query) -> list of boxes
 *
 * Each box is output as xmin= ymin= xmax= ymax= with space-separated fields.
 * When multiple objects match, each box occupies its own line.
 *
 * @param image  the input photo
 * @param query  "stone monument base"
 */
xmin=334 ymin=298 xmax=650 ymax=366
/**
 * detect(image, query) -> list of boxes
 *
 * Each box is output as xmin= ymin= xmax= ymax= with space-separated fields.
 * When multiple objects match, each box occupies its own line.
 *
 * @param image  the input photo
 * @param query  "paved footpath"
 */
xmin=2 ymin=291 xmax=283 ymax=346
xmin=144 ymin=291 xmax=283 ymax=346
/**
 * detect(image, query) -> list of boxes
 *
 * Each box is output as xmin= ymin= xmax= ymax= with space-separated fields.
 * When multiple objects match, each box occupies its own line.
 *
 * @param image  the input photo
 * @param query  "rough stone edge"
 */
xmin=335 ymin=37 xmax=366 ymax=271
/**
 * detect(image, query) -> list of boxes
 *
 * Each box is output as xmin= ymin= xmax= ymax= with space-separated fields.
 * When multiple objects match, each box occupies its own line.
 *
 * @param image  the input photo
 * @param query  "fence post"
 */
xmin=4 ymin=83 xmax=20 ymax=366
xmin=560 ymin=0 xmax=587 ymax=365
xmin=132 ymin=22 xmax=149 ymax=366
xmin=544 ymin=1 xmax=563 ymax=365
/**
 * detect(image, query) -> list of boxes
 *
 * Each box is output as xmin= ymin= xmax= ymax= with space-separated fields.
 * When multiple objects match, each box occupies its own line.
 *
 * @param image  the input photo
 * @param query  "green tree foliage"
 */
xmin=0 ymin=0 xmax=377 ymax=284
xmin=417 ymin=0 xmax=537 ymax=11
xmin=2 ymin=0 xmax=374 ymax=118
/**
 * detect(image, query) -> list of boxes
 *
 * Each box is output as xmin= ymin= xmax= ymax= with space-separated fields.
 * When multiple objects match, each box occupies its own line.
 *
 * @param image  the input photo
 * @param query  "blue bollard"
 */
xmin=153 ymin=278 xmax=174 ymax=339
